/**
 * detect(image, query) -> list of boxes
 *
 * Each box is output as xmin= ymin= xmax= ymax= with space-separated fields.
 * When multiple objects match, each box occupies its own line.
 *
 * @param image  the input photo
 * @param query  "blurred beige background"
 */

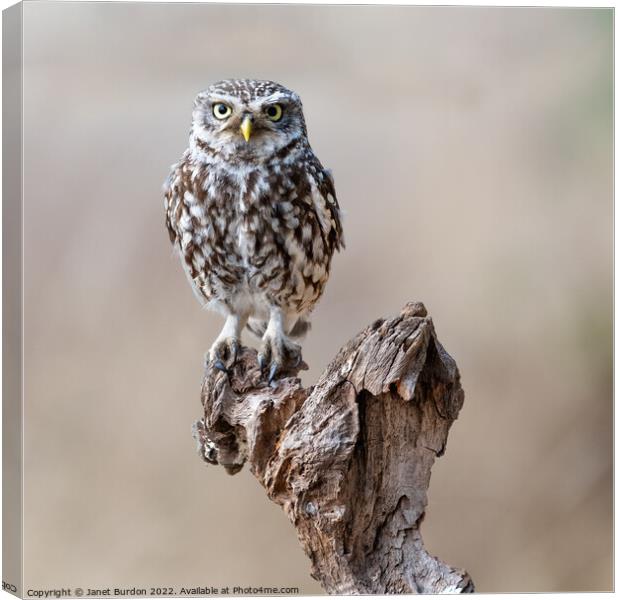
xmin=20 ymin=2 xmax=612 ymax=593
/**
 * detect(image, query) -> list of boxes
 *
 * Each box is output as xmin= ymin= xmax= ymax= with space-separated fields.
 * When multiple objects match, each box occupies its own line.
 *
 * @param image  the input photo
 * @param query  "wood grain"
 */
xmin=193 ymin=301 xmax=474 ymax=594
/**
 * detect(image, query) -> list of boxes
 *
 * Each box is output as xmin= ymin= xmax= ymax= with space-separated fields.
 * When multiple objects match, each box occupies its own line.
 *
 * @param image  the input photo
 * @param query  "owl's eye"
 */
xmin=265 ymin=104 xmax=283 ymax=122
xmin=212 ymin=103 xmax=232 ymax=119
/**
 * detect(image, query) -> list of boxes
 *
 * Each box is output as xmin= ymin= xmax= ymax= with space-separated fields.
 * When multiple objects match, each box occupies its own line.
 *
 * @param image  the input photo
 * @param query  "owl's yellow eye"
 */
xmin=213 ymin=103 xmax=232 ymax=119
xmin=265 ymin=104 xmax=283 ymax=122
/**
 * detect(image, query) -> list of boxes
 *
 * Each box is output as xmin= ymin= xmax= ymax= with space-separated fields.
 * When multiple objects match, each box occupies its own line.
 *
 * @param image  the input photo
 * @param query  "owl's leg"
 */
xmin=207 ymin=313 xmax=248 ymax=372
xmin=258 ymin=307 xmax=302 ymax=383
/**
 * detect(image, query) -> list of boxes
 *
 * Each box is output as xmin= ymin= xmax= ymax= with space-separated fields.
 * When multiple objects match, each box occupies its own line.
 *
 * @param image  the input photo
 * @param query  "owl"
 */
xmin=164 ymin=79 xmax=343 ymax=381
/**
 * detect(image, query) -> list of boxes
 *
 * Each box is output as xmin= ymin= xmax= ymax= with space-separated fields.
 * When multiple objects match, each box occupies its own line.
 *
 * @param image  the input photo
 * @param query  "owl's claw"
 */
xmin=268 ymin=363 xmax=279 ymax=384
xmin=213 ymin=359 xmax=228 ymax=373
xmin=207 ymin=337 xmax=239 ymax=373
xmin=258 ymin=333 xmax=302 ymax=383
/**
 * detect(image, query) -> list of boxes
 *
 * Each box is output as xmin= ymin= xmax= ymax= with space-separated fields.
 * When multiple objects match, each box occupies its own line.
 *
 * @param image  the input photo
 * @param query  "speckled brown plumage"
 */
xmin=164 ymin=79 xmax=343 ymax=379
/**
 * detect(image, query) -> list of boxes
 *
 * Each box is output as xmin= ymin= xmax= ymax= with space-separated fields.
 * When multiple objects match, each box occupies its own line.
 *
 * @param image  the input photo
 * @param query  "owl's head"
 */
xmin=190 ymin=79 xmax=308 ymax=163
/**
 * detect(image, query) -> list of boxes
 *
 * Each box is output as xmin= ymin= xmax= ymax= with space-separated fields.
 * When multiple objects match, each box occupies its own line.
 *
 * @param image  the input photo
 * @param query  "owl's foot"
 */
xmin=207 ymin=337 xmax=239 ymax=373
xmin=258 ymin=333 xmax=302 ymax=383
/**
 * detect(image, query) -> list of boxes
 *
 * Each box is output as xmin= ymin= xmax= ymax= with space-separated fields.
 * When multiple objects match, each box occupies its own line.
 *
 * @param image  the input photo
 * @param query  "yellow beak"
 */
xmin=240 ymin=115 xmax=253 ymax=142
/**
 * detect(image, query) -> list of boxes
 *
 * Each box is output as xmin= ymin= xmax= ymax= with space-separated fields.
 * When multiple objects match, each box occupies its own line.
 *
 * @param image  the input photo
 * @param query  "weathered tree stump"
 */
xmin=192 ymin=302 xmax=474 ymax=594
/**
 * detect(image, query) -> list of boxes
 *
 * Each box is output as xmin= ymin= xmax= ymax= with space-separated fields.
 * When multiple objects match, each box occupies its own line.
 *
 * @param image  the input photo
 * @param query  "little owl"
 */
xmin=164 ymin=79 xmax=344 ymax=381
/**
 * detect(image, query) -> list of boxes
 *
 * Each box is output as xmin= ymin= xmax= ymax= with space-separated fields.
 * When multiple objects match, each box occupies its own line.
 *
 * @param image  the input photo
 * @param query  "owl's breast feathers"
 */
xmin=163 ymin=149 xmax=343 ymax=313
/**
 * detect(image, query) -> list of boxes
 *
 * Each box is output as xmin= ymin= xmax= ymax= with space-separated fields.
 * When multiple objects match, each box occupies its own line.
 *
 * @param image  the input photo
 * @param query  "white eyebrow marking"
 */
xmin=208 ymin=93 xmax=244 ymax=105
xmin=248 ymin=92 xmax=292 ymax=110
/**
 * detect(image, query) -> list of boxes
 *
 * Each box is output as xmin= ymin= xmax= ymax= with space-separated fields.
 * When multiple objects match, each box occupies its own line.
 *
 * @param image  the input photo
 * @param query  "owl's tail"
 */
xmin=246 ymin=317 xmax=311 ymax=339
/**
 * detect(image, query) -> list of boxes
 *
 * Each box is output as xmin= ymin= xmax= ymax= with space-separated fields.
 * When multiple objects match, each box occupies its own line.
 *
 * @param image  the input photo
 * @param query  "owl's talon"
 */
xmin=259 ymin=332 xmax=302 ymax=382
xmin=207 ymin=336 xmax=240 ymax=372
xmin=268 ymin=362 xmax=279 ymax=384
xmin=284 ymin=342 xmax=303 ymax=371
xmin=213 ymin=359 xmax=228 ymax=373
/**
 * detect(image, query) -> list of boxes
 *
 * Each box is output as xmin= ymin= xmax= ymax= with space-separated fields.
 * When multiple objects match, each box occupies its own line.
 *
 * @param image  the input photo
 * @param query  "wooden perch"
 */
xmin=192 ymin=301 xmax=474 ymax=594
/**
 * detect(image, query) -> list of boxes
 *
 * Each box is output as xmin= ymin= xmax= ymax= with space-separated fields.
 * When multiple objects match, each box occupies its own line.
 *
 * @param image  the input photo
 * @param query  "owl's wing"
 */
xmin=314 ymin=165 xmax=345 ymax=252
xmin=163 ymin=153 xmax=190 ymax=246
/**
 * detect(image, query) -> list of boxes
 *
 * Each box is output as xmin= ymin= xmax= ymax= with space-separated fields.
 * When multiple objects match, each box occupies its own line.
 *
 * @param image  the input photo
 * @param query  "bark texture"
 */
xmin=193 ymin=301 xmax=474 ymax=594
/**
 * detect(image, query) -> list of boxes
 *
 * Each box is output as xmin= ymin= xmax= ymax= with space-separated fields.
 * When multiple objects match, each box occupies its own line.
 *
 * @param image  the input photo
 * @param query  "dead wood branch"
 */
xmin=192 ymin=301 xmax=474 ymax=594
